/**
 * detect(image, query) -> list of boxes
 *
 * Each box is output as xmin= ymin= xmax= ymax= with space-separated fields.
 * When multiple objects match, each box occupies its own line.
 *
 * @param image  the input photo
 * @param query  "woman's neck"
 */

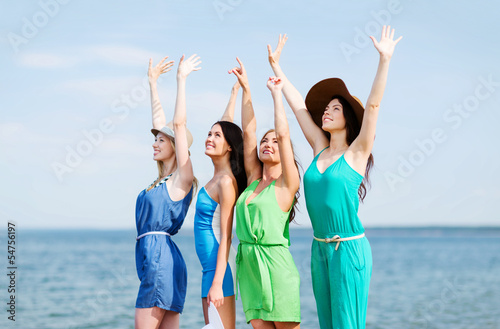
xmin=211 ymin=155 xmax=232 ymax=177
xmin=328 ymin=129 xmax=349 ymax=153
xmin=262 ymin=162 xmax=281 ymax=183
xmin=161 ymin=158 xmax=177 ymax=178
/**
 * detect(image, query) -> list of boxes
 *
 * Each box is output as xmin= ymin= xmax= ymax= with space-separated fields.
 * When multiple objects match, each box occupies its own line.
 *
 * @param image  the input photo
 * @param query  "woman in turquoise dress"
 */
xmin=135 ymin=54 xmax=200 ymax=329
xmin=267 ymin=26 xmax=402 ymax=328
xmin=230 ymin=58 xmax=301 ymax=328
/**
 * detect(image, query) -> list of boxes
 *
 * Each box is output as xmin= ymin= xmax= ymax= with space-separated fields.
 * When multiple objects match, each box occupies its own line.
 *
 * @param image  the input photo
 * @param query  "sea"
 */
xmin=2 ymin=227 xmax=500 ymax=329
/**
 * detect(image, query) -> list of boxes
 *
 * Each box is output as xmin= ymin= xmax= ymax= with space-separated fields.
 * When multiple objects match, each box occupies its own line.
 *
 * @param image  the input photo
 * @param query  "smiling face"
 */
xmin=152 ymin=131 xmax=175 ymax=161
xmin=259 ymin=130 xmax=281 ymax=164
xmin=205 ymin=123 xmax=231 ymax=158
xmin=322 ymin=98 xmax=346 ymax=132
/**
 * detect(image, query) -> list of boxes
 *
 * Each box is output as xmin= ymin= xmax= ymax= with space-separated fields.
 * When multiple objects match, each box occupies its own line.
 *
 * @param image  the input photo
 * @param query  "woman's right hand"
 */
xmin=267 ymin=34 xmax=288 ymax=68
xmin=177 ymin=54 xmax=202 ymax=80
xmin=228 ymin=57 xmax=249 ymax=90
xmin=148 ymin=56 xmax=174 ymax=84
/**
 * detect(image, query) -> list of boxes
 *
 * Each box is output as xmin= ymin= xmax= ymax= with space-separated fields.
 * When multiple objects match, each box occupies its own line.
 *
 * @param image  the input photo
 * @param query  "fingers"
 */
xmin=179 ymin=54 xmax=185 ymax=63
xmin=158 ymin=56 xmax=169 ymax=66
xmin=394 ymin=35 xmax=403 ymax=44
xmin=267 ymin=44 xmax=272 ymax=56
xmin=236 ymin=56 xmax=244 ymax=69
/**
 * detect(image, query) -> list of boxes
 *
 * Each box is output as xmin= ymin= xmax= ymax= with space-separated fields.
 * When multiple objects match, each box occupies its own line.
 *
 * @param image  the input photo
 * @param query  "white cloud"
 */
xmin=17 ymin=52 xmax=77 ymax=68
xmin=16 ymin=45 xmax=163 ymax=69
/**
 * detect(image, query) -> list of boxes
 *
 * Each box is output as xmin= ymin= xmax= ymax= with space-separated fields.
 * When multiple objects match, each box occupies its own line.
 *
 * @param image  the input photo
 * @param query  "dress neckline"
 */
xmin=245 ymin=179 xmax=276 ymax=206
xmin=147 ymin=174 xmax=172 ymax=191
xmin=314 ymin=147 xmax=345 ymax=175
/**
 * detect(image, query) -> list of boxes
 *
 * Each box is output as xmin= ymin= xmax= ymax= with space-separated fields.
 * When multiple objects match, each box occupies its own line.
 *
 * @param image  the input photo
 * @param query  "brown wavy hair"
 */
xmin=259 ymin=129 xmax=302 ymax=222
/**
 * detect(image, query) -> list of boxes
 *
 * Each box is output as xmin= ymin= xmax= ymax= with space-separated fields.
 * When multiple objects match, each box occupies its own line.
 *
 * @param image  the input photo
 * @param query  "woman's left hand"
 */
xmin=370 ymin=25 xmax=402 ymax=59
xmin=206 ymin=285 xmax=224 ymax=308
xmin=266 ymin=76 xmax=284 ymax=93
xmin=177 ymin=54 xmax=202 ymax=80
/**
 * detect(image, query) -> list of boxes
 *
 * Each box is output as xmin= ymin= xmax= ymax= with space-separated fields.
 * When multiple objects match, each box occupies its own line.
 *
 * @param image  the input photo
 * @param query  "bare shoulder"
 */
xmin=218 ymin=174 xmax=237 ymax=197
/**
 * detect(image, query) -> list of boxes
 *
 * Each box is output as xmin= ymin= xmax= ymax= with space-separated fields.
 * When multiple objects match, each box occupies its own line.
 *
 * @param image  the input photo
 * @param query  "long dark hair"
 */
xmin=259 ymin=129 xmax=302 ymax=223
xmin=214 ymin=121 xmax=247 ymax=197
xmin=331 ymin=95 xmax=373 ymax=202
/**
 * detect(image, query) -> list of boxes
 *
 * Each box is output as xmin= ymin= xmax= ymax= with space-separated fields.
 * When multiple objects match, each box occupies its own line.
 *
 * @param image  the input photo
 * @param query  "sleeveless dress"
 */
xmin=135 ymin=177 xmax=193 ymax=313
xmin=194 ymin=187 xmax=237 ymax=298
xmin=303 ymin=148 xmax=372 ymax=329
xmin=235 ymin=180 xmax=301 ymax=323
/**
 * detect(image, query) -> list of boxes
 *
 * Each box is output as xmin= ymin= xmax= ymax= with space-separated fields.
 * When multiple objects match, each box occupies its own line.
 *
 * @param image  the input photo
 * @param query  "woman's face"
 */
xmin=205 ymin=123 xmax=231 ymax=158
xmin=259 ymin=131 xmax=281 ymax=164
xmin=152 ymin=132 xmax=174 ymax=161
xmin=322 ymin=98 xmax=346 ymax=132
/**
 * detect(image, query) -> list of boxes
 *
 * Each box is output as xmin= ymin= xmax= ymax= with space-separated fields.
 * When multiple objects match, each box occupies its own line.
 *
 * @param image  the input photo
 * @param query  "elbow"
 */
xmin=365 ymin=104 xmax=380 ymax=113
xmin=172 ymin=121 xmax=186 ymax=129
xmin=275 ymin=130 xmax=290 ymax=141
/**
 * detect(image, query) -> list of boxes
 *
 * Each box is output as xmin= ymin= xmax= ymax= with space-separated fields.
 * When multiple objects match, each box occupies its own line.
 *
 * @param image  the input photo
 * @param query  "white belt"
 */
xmin=136 ymin=231 xmax=171 ymax=241
xmin=313 ymin=233 xmax=365 ymax=251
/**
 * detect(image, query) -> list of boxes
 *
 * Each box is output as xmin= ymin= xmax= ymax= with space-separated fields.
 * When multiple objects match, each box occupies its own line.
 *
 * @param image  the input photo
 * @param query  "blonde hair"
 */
xmin=146 ymin=139 xmax=198 ymax=204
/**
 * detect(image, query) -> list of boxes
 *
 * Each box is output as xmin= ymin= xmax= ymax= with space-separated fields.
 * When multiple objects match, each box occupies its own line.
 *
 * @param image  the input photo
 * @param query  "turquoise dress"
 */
xmin=303 ymin=148 xmax=372 ymax=329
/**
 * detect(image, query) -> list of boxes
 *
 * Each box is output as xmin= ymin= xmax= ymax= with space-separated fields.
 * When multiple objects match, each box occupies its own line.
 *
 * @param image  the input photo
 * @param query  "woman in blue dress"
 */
xmin=194 ymin=80 xmax=246 ymax=329
xmin=135 ymin=54 xmax=201 ymax=329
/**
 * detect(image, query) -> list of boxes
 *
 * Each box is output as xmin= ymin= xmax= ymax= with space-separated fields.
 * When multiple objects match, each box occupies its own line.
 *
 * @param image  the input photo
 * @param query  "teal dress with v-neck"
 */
xmin=303 ymin=147 xmax=372 ymax=329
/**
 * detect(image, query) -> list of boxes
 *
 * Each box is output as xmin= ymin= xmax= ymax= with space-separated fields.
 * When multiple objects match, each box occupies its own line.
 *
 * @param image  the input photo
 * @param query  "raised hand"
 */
xmin=228 ymin=57 xmax=249 ymax=90
xmin=267 ymin=34 xmax=288 ymax=68
xmin=370 ymin=25 xmax=402 ymax=59
xmin=267 ymin=76 xmax=284 ymax=94
xmin=148 ymin=56 xmax=174 ymax=84
xmin=177 ymin=54 xmax=202 ymax=80
xmin=231 ymin=80 xmax=241 ymax=93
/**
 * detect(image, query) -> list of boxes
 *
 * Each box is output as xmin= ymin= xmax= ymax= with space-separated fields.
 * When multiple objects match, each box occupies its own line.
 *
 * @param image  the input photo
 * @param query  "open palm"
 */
xmin=370 ymin=25 xmax=402 ymax=59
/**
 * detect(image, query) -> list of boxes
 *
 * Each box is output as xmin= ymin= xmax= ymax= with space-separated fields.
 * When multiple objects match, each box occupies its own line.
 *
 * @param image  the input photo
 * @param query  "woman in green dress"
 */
xmin=229 ymin=58 xmax=301 ymax=329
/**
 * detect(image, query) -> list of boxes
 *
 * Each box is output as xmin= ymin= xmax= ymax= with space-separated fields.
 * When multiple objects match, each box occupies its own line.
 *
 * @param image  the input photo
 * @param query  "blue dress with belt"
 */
xmin=135 ymin=177 xmax=193 ymax=313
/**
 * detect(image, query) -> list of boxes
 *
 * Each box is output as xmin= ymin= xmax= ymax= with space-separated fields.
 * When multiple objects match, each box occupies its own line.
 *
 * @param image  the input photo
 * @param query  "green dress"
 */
xmin=235 ymin=179 xmax=301 ymax=323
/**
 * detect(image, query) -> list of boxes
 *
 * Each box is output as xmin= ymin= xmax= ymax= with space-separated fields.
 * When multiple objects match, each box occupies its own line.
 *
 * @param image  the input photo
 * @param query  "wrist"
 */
xmin=379 ymin=54 xmax=392 ymax=62
xmin=211 ymin=281 xmax=223 ymax=287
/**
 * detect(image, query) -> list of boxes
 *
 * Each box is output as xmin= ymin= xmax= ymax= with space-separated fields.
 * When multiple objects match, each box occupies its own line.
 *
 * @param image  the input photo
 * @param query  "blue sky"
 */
xmin=1 ymin=0 xmax=499 ymax=229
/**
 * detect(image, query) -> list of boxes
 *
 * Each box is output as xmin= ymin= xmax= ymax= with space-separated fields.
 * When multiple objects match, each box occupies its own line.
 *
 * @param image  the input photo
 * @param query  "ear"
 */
xmin=228 ymin=146 xmax=232 ymax=151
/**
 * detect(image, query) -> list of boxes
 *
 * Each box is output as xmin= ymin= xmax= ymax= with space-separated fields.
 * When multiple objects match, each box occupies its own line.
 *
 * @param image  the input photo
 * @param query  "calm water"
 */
xmin=2 ymin=227 xmax=500 ymax=328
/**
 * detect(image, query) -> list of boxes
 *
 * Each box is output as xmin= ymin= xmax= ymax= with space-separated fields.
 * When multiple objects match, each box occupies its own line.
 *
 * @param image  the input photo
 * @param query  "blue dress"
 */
xmin=194 ymin=187 xmax=236 ymax=298
xmin=135 ymin=177 xmax=193 ymax=313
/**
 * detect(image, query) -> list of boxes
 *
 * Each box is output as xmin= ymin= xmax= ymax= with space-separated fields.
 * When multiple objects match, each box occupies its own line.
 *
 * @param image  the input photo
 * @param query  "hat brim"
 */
xmin=151 ymin=122 xmax=193 ymax=149
xmin=305 ymin=78 xmax=364 ymax=132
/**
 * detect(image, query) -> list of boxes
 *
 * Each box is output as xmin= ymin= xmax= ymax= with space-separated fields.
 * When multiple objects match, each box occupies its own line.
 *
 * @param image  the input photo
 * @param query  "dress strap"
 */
xmin=147 ymin=174 xmax=173 ymax=190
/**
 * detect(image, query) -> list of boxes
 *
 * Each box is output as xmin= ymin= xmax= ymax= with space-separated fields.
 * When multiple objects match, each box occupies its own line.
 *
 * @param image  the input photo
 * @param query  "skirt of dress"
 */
xmin=237 ymin=243 xmax=301 ymax=323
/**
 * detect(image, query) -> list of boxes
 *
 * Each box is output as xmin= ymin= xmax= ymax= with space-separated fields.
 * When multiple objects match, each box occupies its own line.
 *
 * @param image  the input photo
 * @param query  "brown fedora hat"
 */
xmin=305 ymin=78 xmax=364 ymax=130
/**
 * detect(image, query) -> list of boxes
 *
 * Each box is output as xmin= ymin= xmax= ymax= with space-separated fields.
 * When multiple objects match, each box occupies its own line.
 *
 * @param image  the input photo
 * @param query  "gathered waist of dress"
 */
xmin=238 ymin=240 xmax=286 ymax=248
xmin=136 ymin=231 xmax=171 ymax=241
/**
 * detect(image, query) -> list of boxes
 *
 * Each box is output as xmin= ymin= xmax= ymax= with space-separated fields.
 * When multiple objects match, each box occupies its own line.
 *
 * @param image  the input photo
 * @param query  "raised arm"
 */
xmin=206 ymin=176 xmax=236 ymax=309
xmin=172 ymin=54 xmax=201 ymax=190
xmin=229 ymin=58 xmax=262 ymax=184
xmin=220 ymin=81 xmax=240 ymax=122
xmin=351 ymin=26 xmax=402 ymax=156
xmin=268 ymin=35 xmax=328 ymax=153
xmin=148 ymin=56 xmax=175 ymax=129
xmin=267 ymin=77 xmax=300 ymax=201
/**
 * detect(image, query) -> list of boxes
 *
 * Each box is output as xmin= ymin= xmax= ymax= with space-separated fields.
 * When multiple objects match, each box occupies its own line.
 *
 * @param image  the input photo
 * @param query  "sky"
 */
xmin=1 ymin=0 xmax=499 ymax=229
